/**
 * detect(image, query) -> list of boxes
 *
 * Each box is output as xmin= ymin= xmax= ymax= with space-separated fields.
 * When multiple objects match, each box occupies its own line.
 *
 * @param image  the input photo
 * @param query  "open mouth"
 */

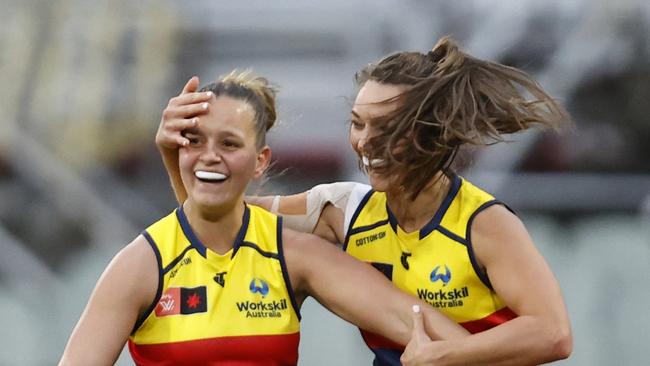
xmin=195 ymin=170 xmax=228 ymax=183
xmin=361 ymin=156 xmax=386 ymax=169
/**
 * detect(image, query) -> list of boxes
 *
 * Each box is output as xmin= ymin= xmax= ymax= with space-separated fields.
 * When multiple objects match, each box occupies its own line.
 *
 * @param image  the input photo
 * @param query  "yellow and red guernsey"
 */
xmin=344 ymin=175 xmax=517 ymax=366
xmin=129 ymin=204 xmax=301 ymax=366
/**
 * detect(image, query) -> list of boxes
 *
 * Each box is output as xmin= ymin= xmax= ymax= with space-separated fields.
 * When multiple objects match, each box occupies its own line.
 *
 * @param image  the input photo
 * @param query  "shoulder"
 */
xmin=471 ymin=204 xmax=524 ymax=241
xmin=309 ymin=181 xmax=371 ymax=212
xmin=121 ymin=234 xmax=157 ymax=257
xmin=309 ymin=181 xmax=371 ymax=241
xmin=470 ymin=203 xmax=533 ymax=266
xmin=114 ymin=234 xmax=159 ymax=273
xmin=311 ymin=181 xmax=369 ymax=194
xmin=104 ymin=235 xmax=160 ymax=312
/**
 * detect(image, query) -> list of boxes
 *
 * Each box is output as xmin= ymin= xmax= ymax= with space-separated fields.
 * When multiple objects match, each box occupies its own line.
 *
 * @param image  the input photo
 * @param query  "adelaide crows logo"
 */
xmin=213 ymin=271 xmax=227 ymax=287
xmin=430 ymin=265 xmax=451 ymax=286
xmin=249 ymin=278 xmax=270 ymax=298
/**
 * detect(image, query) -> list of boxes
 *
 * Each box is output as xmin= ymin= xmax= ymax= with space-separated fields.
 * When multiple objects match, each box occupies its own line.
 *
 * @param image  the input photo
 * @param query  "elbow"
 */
xmin=554 ymin=331 xmax=573 ymax=360
xmin=549 ymin=323 xmax=573 ymax=361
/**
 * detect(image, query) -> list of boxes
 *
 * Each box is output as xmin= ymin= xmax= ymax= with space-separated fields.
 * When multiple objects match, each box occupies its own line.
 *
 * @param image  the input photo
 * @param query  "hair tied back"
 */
xmin=426 ymin=48 xmax=445 ymax=63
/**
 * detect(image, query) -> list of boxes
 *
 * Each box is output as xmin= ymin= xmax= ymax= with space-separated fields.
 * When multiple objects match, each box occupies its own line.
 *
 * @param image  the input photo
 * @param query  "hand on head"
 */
xmin=156 ymin=76 xmax=213 ymax=150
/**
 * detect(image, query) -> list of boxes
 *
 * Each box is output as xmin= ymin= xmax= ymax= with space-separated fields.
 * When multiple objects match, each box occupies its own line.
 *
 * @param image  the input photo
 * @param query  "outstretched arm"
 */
xmin=155 ymin=76 xmax=213 ymax=203
xmin=283 ymin=229 xmax=469 ymax=345
xmin=402 ymin=205 xmax=572 ymax=366
xmin=59 ymin=237 xmax=158 ymax=365
xmin=249 ymin=182 xmax=366 ymax=244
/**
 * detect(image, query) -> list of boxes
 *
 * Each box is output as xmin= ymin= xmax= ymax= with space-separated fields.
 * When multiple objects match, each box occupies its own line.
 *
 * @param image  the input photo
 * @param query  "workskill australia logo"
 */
xmin=249 ymin=278 xmax=269 ymax=298
xmin=155 ymin=286 xmax=207 ymax=317
xmin=430 ymin=265 xmax=451 ymax=286
xmin=416 ymin=265 xmax=469 ymax=309
xmin=236 ymin=277 xmax=287 ymax=319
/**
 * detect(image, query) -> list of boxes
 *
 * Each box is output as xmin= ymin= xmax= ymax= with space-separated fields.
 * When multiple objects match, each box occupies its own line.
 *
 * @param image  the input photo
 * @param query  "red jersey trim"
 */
xmin=360 ymin=329 xmax=403 ymax=351
xmin=360 ymin=307 xmax=517 ymax=353
xmin=129 ymin=332 xmax=300 ymax=366
xmin=460 ymin=307 xmax=518 ymax=333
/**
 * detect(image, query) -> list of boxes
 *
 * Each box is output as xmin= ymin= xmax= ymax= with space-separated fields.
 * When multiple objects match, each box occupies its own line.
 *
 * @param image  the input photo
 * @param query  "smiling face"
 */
xmin=349 ymin=81 xmax=407 ymax=193
xmin=179 ymin=95 xmax=270 ymax=214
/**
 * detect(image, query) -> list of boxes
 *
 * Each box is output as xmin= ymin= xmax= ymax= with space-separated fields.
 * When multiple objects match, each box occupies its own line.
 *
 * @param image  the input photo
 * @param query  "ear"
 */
xmin=253 ymin=145 xmax=272 ymax=179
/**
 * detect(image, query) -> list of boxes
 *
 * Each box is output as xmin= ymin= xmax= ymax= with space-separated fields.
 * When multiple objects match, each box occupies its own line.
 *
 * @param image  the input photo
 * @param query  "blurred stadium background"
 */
xmin=1 ymin=0 xmax=649 ymax=364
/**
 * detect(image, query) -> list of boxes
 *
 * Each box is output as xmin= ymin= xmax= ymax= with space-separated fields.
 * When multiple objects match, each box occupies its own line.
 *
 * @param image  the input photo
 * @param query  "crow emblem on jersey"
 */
xmin=249 ymin=278 xmax=270 ymax=298
xmin=430 ymin=265 xmax=452 ymax=286
xmin=213 ymin=271 xmax=227 ymax=287
xmin=400 ymin=251 xmax=412 ymax=270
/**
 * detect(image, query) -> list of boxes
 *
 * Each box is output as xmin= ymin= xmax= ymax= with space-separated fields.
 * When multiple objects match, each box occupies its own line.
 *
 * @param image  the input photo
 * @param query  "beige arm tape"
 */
xmin=270 ymin=195 xmax=281 ymax=213
xmin=279 ymin=182 xmax=360 ymax=233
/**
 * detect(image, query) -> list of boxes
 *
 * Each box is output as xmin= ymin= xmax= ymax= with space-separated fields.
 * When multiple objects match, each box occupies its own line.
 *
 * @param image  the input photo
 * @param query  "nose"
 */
xmin=352 ymin=129 xmax=368 ymax=155
xmin=199 ymin=143 xmax=222 ymax=164
xmin=357 ymin=136 xmax=367 ymax=152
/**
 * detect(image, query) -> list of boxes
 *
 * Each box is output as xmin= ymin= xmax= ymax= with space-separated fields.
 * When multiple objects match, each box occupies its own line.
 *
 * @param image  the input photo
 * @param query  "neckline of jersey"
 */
xmin=175 ymin=204 xmax=251 ymax=259
xmin=385 ymin=174 xmax=462 ymax=240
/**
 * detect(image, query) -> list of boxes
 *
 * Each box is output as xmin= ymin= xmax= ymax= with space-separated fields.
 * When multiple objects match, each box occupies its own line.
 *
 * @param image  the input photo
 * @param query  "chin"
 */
xmin=191 ymin=190 xmax=229 ymax=209
xmin=194 ymin=198 xmax=227 ymax=211
xmin=368 ymin=174 xmax=390 ymax=193
xmin=193 ymin=187 xmax=246 ymax=213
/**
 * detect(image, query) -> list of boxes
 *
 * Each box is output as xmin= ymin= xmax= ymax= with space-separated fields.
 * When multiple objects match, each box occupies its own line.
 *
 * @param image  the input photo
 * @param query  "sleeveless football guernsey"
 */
xmin=343 ymin=175 xmax=517 ymax=365
xmin=128 ymin=204 xmax=301 ymax=366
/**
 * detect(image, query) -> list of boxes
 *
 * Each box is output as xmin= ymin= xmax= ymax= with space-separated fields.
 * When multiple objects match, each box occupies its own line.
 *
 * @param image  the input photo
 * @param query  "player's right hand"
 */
xmin=401 ymin=305 xmax=437 ymax=366
xmin=155 ymin=76 xmax=213 ymax=150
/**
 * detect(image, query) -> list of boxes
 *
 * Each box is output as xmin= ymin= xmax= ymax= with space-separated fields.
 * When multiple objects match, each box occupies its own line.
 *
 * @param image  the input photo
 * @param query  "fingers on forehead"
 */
xmin=173 ymin=92 xmax=212 ymax=105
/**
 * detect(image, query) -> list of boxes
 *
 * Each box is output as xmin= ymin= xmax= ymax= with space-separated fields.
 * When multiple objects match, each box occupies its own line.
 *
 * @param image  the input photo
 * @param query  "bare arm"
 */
xmin=159 ymin=146 xmax=185 ymax=203
xmin=248 ymin=192 xmax=344 ymax=242
xmin=247 ymin=193 xmax=308 ymax=215
xmin=249 ymin=182 xmax=367 ymax=244
xmin=403 ymin=205 xmax=572 ymax=365
xmin=58 ymin=237 xmax=158 ymax=366
xmin=156 ymin=76 xmax=213 ymax=204
xmin=283 ymin=229 xmax=469 ymax=345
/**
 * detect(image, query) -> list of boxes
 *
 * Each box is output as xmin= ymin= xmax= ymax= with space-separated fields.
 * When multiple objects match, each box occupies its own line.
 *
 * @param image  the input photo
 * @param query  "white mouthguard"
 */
xmin=195 ymin=171 xmax=227 ymax=181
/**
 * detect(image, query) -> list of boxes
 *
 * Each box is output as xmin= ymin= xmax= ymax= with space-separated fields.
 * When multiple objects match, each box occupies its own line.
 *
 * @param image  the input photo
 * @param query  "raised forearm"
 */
xmin=159 ymin=147 xmax=187 ymax=204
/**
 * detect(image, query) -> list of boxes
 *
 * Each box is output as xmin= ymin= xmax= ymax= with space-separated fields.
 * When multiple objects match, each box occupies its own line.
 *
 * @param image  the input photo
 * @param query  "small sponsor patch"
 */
xmin=155 ymin=286 xmax=207 ymax=317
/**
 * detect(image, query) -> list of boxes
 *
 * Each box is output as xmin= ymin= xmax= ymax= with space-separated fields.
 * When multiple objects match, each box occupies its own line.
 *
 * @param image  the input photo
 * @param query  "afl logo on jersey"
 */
xmin=249 ymin=278 xmax=270 ymax=298
xmin=430 ymin=265 xmax=452 ymax=286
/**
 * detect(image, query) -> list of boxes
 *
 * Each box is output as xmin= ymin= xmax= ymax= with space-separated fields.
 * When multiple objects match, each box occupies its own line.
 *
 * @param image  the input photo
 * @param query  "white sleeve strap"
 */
xmin=280 ymin=182 xmax=366 ymax=234
xmin=342 ymin=183 xmax=372 ymax=239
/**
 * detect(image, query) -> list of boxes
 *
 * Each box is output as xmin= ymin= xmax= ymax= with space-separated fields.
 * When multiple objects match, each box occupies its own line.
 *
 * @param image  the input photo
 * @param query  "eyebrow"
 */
xmin=217 ymin=130 xmax=245 ymax=140
xmin=184 ymin=126 xmax=200 ymax=134
xmin=351 ymin=110 xmax=361 ymax=118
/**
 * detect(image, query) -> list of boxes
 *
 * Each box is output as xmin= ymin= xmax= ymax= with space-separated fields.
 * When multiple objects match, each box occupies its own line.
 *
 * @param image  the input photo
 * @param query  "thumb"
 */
xmin=411 ymin=305 xmax=430 ymax=342
xmin=181 ymin=76 xmax=200 ymax=94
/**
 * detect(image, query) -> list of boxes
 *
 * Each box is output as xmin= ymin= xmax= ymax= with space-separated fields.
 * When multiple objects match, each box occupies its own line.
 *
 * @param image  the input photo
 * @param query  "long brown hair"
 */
xmin=355 ymin=36 xmax=569 ymax=199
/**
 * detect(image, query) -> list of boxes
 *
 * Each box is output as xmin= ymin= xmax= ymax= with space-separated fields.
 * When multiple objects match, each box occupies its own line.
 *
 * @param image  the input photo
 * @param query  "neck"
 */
xmin=385 ymin=173 xmax=451 ymax=233
xmin=183 ymin=199 xmax=245 ymax=255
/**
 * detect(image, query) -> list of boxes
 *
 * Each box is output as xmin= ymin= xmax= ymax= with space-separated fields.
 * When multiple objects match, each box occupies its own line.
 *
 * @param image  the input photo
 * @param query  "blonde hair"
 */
xmin=200 ymin=69 xmax=278 ymax=148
